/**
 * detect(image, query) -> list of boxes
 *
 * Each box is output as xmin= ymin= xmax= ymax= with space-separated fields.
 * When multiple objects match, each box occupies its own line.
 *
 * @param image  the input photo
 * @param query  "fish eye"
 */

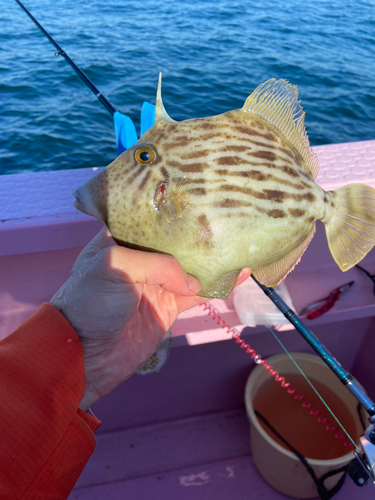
xmin=135 ymin=146 xmax=156 ymax=164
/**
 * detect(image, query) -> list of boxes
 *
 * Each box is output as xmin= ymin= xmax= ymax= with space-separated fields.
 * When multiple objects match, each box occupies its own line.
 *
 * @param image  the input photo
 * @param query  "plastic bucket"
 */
xmin=244 ymin=352 xmax=363 ymax=498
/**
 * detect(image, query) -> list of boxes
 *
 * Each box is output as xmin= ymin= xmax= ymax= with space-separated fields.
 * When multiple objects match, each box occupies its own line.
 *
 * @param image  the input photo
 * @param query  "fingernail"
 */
xmin=188 ymin=275 xmax=201 ymax=293
xmin=240 ymin=267 xmax=251 ymax=278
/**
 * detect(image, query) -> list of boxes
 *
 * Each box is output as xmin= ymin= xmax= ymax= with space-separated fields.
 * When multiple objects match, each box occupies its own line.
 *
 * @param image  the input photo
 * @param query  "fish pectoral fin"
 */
xmin=198 ymin=269 xmax=242 ymax=300
xmin=243 ymin=79 xmax=319 ymax=181
xmin=253 ymin=226 xmax=316 ymax=287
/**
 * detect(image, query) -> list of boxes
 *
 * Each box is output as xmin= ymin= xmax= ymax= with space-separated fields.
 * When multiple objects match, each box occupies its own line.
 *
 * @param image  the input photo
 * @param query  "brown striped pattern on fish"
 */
xmin=107 ymin=110 xmax=325 ymax=244
xmin=75 ymin=77 xmax=351 ymax=299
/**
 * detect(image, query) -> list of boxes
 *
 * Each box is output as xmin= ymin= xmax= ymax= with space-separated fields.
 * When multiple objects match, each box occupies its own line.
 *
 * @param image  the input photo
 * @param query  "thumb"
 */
xmin=105 ymin=246 xmax=202 ymax=296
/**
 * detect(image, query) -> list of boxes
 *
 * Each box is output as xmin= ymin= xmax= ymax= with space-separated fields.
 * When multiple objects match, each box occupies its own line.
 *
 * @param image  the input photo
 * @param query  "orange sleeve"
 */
xmin=0 ymin=303 xmax=101 ymax=500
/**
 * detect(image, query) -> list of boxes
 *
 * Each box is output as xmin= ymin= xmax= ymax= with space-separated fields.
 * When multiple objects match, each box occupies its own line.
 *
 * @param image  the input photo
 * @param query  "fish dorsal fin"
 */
xmin=253 ymin=226 xmax=316 ymax=287
xmin=243 ymin=79 xmax=319 ymax=180
xmin=155 ymin=73 xmax=176 ymax=124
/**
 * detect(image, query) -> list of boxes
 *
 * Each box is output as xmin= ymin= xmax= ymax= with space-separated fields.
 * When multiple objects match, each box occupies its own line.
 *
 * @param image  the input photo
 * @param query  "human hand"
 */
xmin=50 ymin=228 xmax=251 ymax=410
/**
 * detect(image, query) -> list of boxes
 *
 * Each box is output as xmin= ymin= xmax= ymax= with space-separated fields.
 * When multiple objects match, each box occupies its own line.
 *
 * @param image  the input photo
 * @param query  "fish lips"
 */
xmin=73 ymin=183 xmax=107 ymax=223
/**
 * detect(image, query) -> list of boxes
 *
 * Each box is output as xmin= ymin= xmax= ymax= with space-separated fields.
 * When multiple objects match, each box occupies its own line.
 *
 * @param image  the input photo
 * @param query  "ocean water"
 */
xmin=1 ymin=0 xmax=374 ymax=175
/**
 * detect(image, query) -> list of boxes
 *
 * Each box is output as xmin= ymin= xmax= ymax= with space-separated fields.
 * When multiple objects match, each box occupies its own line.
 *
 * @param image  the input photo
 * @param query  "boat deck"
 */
xmin=1 ymin=140 xmax=375 ymax=499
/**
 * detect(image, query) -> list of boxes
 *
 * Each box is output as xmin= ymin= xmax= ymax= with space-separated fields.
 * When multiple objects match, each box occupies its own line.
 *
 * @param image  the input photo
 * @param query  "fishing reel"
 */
xmin=348 ymin=417 xmax=375 ymax=487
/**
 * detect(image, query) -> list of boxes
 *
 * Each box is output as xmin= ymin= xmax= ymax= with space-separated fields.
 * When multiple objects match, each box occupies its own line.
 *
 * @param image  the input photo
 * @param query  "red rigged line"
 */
xmin=200 ymin=302 xmax=354 ymax=449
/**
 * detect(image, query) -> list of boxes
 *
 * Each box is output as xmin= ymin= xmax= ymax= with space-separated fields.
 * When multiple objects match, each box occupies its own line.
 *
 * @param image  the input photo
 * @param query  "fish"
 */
xmin=73 ymin=75 xmax=375 ymax=299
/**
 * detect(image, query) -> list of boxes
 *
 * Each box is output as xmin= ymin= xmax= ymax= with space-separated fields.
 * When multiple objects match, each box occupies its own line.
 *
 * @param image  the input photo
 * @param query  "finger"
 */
xmin=174 ymin=268 xmax=251 ymax=314
xmin=73 ymin=227 xmax=115 ymax=269
xmin=173 ymin=294 xmax=209 ymax=315
xmin=108 ymin=246 xmax=201 ymax=296
xmin=235 ymin=267 xmax=252 ymax=287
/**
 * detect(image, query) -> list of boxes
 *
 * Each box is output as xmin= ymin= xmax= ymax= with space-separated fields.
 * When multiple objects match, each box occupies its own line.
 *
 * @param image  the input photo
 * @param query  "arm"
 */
xmin=0 ymin=228 xmax=251 ymax=499
xmin=0 ymin=303 xmax=100 ymax=500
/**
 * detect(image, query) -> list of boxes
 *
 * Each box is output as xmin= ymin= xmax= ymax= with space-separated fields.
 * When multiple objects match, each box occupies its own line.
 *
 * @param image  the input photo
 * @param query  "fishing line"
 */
xmin=201 ymin=284 xmax=359 ymax=452
xmin=260 ymin=316 xmax=359 ymax=451
xmin=243 ymin=284 xmax=359 ymax=450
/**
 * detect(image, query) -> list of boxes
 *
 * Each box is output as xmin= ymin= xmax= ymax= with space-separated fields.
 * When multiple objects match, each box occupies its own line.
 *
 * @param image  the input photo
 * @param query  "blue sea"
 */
xmin=1 ymin=0 xmax=374 ymax=175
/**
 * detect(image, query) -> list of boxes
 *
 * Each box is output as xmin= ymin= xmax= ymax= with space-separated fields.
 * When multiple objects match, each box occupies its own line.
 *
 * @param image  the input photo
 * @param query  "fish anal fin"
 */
xmin=243 ymin=79 xmax=319 ymax=181
xmin=198 ymin=269 xmax=242 ymax=300
xmin=253 ymin=227 xmax=316 ymax=287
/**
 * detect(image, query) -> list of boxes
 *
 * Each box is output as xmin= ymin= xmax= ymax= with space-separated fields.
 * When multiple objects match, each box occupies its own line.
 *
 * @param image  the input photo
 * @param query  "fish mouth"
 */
xmin=72 ymin=188 xmax=86 ymax=213
xmin=72 ymin=186 xmax=106 ymax=222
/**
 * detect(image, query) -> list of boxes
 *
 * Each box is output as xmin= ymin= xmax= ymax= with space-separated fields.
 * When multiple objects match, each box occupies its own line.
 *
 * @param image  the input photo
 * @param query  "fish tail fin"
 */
xmin=324 ymin=183 xmax=375 ymax=271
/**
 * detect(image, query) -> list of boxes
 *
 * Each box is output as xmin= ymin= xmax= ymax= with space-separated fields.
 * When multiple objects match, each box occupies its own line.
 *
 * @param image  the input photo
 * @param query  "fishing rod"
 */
xmin=15 ymin=0 xmax=115 ymax=115
xmin=14 ymin=0 xmax=155 ymax=154
xmin=252 ymin=275 xmax=375 ymax=485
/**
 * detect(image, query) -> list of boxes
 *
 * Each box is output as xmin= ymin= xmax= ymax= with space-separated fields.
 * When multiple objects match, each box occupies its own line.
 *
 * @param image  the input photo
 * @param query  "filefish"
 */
xmin=73 ymin=76 xmax=375 ymax=299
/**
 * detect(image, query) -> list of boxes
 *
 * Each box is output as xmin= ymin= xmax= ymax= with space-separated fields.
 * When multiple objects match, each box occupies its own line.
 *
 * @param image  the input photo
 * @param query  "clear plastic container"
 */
xmin=233 ymin=277 xmax=295 ymax=326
